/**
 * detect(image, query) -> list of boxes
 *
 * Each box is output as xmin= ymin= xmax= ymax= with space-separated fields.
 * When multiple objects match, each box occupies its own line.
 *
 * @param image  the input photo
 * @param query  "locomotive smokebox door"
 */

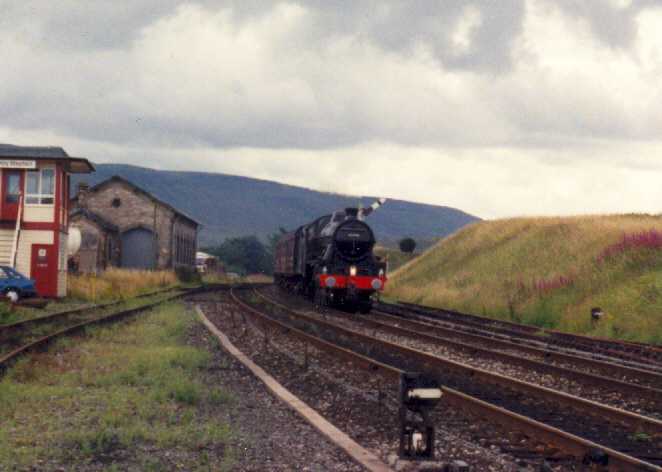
xmin=398 ymin=372 xmax=442 ymax=460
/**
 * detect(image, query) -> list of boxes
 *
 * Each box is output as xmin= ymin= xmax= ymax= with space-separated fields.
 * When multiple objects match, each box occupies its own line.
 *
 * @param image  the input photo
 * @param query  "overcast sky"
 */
xmin=1 ymin=0 xmax=661 ymax=219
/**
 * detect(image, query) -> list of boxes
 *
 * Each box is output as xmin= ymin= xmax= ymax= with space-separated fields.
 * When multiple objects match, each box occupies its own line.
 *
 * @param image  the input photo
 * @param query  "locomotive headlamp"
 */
xmin=322 ymin=266 xmax=328 ymax=274
xmin=349 ymin=265 xmax=358 ymax=277
xmin=378 ymin=268 xmax=385 ymax=278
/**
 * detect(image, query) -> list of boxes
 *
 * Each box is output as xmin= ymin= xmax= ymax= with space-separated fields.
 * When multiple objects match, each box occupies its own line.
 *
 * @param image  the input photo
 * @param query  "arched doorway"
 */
xmin=121 ymin=227 xmax=156 ymax=269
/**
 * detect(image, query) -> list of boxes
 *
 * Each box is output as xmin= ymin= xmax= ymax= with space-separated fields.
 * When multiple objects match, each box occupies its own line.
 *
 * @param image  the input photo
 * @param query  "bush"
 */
xmin=175 ymin=266 xmax=201 ymax=284
xmin=399 ymin=237 xmax=417 ymax=254
xmin=207 ymin=235 xmax=272 ymax=275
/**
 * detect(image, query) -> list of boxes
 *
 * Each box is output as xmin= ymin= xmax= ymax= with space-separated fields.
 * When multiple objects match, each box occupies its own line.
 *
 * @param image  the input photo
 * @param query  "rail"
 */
xmin=228 ymin=288 xmax=660 ymax=472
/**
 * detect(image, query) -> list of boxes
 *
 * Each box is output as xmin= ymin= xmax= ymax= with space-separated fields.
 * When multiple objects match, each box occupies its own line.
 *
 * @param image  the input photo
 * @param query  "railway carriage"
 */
xmin=274 ymin=206 xmax=387 ymax=313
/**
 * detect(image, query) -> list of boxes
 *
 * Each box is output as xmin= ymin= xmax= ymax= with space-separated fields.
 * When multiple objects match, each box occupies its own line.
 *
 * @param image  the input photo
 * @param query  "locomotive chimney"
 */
xmin=345 ymin=208 xmax=359 ymax=219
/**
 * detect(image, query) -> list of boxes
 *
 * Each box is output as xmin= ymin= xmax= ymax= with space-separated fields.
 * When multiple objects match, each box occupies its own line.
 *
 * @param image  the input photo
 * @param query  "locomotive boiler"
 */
xmin=274 ymin=201 xmax=387 ymax=313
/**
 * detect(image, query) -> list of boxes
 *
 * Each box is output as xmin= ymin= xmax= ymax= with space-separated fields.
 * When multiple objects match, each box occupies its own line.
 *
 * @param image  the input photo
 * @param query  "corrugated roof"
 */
xmin=0 ymin=144 xmax=69 ymax=158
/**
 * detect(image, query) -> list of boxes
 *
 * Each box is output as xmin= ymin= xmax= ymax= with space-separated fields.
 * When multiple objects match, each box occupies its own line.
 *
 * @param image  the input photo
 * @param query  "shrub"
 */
xmin=399 ymin=237 xmax=417 ymax=254
xmin=207 ymin=236 xmax=272 ymax=275
xmin=175 ymin=266 xmax=201 ymax=284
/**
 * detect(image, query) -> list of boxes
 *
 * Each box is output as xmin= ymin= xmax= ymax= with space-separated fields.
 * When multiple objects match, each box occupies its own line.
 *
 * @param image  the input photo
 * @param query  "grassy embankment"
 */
xmin=0 ymin=303 xmax=234 ymax=470
xmin=386 ymin=215 xmax=662 ymax=344
xmin=374 ymin=246 xmax=421 ymax=274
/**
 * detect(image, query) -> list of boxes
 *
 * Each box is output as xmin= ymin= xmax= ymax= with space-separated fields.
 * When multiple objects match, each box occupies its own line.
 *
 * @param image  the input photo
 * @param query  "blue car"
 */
xmin=0 ymin=266 xmax=37 ymax=301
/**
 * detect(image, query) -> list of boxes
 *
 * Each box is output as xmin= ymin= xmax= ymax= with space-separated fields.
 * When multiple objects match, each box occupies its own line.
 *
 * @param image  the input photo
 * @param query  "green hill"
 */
xmin=71 ymin=164 xmax=479 ymax=246
xmin=386 ymin=215 xmax=662 ymax=344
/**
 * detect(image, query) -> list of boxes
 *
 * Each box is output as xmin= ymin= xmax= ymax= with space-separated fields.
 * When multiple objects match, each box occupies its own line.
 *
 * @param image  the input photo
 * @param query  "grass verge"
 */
xmin=68 ymin=268 xmax=179 ymax=302
xmin=0 ymin=302 xmax=234 ymax=471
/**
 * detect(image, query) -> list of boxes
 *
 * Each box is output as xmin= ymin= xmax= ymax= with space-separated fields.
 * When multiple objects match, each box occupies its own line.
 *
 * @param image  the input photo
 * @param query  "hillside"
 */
xmin=386 ymin=215 xmax=662 ymax=344
xmin=71 ymin=164 xmax=479 ymax=246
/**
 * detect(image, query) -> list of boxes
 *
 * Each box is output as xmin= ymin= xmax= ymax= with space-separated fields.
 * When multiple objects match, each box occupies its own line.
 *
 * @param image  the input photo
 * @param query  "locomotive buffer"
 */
xmin=399 ymin=372 xmax=443 ymax=460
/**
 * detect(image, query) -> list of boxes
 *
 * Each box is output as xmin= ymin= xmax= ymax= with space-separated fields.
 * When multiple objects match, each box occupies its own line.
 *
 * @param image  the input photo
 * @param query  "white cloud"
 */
xmin=451 ymin=5 xmax=483 ymax=56
xmin=1 ymin=0 xmax=661 ymax=220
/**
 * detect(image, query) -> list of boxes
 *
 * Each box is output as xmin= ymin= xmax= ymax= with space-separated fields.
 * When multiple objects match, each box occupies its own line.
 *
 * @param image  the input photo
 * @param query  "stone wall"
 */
xmin=72 ymin=180 xmax=197 ymax=269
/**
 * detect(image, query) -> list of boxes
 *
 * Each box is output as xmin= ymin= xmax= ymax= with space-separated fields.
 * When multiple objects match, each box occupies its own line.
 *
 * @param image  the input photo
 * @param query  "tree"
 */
xmin=267 ymin=227 xmax=289 ymax=255
xmin=208 ymin=236 xmax=272 ymax=275
xmin=399 ymin=237 xmax=417 ymax=254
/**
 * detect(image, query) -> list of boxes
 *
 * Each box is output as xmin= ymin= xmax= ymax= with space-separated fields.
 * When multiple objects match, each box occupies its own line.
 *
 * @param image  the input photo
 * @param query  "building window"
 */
xmin=111 ymin=198 xmax=121 ymax=208
xmin=26 ymin=168 xmax=55 ymax=205
xmin=5 ymin=173 xmax=20 ymax=204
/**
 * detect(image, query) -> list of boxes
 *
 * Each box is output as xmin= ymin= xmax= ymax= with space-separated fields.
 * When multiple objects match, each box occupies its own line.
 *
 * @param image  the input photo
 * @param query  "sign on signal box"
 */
xmin=0 ymin=160 xmax=36 ymax=169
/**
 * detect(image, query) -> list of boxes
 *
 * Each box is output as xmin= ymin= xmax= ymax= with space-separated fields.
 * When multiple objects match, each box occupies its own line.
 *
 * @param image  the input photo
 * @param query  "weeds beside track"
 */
xmin=0 ymin=283 xmax=270 ymax=375
xmin=0 ymin=302 xmax=234 ymax=470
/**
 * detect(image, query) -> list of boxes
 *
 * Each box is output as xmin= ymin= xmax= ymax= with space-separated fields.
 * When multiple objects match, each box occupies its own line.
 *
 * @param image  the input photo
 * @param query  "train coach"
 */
xmin=274 ymin=205 xmax=387 ymax=313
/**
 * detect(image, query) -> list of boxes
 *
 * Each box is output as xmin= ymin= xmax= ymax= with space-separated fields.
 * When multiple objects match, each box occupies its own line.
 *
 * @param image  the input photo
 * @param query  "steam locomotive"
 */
xmin=274 ymin=201 xmax=387 ymax=313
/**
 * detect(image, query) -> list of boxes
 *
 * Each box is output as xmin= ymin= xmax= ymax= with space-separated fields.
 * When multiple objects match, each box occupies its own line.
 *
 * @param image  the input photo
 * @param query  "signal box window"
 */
xmin=26 ymin=168 xmax=55 ymax=205
xmin=5 ymin=173 xmax=20 ymax=204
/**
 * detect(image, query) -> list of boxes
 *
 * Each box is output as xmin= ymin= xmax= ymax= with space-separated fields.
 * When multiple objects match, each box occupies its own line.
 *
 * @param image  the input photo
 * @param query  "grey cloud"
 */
xmin=553 ymin=0 xmax=656 ymax=50
xmin=0 ymin=1 xmax=221 ymax=50
xmin=1 ymin=1 xmax=527 ymax=71
xmin=0 ymin=0 xmax=660 ymax=153
xmin=0 ymin=1 xmax=652 ymax=67
xmin=227 ymin=0 xmax=526 ymax=72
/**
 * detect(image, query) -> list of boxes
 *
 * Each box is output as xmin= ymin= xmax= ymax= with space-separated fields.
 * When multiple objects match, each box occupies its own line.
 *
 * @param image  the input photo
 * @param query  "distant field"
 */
xmin=386 ymin=215 xmax=662 ymax=344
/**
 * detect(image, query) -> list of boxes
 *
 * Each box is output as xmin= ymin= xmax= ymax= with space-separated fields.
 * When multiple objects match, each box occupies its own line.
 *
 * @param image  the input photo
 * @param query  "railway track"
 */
xmin=312 ymin=303 xmax=662 ymax=417
xmin=0 ymin=283 xmax=269 ymax=375
xmin=232 ymin=287 xmax=661 ymax=471
xmin=369 ymin=306 xmax=662 ymax=393
xmin=382 ymin=301 xmax=662 ymax=370
xmin=197 ymin=291 xmax=553 ymax=470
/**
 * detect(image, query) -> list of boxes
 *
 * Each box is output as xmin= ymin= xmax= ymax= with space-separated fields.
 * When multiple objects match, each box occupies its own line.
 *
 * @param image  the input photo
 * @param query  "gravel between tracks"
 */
xmin=188 ymin=300 xmax=368 ymax=472
xmin=380 ymin=304 xmax=662 ymax=374
xmin=254 ymin=288 xmax=661 ymax=465
xmin=195 ymin=292 xmax=583 ymax=471
xmin=266 ymin=288 xmax=661 ymax=419
xmin=374 ymin=309 xmax=662 ymax=390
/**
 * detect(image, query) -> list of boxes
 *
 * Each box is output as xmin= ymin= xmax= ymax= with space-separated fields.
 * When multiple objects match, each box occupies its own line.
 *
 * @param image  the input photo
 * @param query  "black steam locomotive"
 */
xmin=274 ymin=203 xmax=387 ymax=313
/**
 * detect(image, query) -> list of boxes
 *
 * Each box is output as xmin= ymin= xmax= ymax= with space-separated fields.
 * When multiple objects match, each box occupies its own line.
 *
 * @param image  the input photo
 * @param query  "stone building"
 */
xmin=70 ymin=176 xmax=199 ymax=272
